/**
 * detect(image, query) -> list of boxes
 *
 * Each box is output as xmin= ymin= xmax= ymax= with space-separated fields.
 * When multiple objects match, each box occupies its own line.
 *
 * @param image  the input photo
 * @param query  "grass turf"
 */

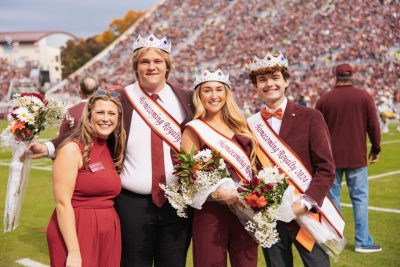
xmin=0 ymin=120 xmax=399 ymax=266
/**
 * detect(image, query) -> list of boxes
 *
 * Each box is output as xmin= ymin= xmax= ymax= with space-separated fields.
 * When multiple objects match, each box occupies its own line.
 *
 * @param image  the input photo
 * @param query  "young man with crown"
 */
xmin=27 ymin=34 xmax=193 ymax=267
xmin=246 ymin=53 xmax=340 ymax=267
xmin=114 ymin=34 xmax=193 ymax=267
xmin=182 ymin=69 xmax=259 ymax=267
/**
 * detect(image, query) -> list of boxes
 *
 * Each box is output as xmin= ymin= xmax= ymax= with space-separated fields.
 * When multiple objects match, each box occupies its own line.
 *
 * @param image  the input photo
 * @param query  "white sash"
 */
xmin=247 ymin=112 xmax=345 ymax=237
xmin=124 ymin=85 xmax=181 ymax=152
xmin=186 ymin=119 xmax=253 ymax=181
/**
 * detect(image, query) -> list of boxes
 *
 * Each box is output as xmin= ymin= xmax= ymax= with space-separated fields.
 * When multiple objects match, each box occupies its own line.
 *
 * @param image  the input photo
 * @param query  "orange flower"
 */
xmin=245 ymin=193 xmax=259 ymax=208
xmin=10 ymin=121 xmax=25 ymax=133
xmin=245 ymin=193 xmax=268 ymax=209
xmin=193 ymin=164 xmax=202 ymax=170
xmin=256 ymin=195 xmax=268 ymax=209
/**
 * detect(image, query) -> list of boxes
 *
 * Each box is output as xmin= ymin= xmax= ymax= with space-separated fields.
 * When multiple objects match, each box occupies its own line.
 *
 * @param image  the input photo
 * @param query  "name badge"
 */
xmin=88 ymin=161 xmax=105 ymax=173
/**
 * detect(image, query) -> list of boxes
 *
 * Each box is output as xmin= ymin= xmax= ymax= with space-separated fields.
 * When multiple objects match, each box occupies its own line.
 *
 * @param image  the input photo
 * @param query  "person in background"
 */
xmin=58 ymin=77 xmax=98 ymax=136
xmin=316 ymin=63 xmax=382 ymax=253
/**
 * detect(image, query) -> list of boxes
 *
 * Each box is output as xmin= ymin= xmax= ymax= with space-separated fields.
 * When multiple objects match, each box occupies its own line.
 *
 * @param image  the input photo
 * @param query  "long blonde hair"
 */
xmin=193 ymin=83 xmax=258 ymax=171
xmin=57 ymin=94 xmax=126 ymax=172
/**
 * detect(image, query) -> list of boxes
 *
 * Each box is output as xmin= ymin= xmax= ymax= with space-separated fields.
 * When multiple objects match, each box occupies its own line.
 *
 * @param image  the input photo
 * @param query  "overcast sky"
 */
xmin=0 ymin=0 xmax=159 ymax=38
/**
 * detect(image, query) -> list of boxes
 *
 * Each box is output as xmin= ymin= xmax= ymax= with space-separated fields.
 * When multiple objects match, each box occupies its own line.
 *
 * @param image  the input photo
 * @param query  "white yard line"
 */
xmin=341 ymin=170 xmax=400 ymax=186
xmin=15 ymin=258 xmax=49 ymax=267
xmin=0 ymin=162 xmax=52 ymax=171
xmin=368 ymin=139 xmax=400 ymax=146
xmin=341 ymin=203 xmax=400 ymax=214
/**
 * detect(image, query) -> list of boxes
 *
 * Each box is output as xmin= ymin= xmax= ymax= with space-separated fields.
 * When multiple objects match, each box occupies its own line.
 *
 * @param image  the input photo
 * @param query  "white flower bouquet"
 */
xmin=0 ymin=92 xmax=68 ymax=232
xmin=277 ymin=186 xmax=346 ymax=261
xmin=159 ymin=147 xmax=231 ymax=218
xmin=230 ymin=166 xmax=289 ymax=248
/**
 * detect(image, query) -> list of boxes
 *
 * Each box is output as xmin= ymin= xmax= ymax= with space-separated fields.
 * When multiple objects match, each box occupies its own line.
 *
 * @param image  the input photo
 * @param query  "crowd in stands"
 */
xmin=2 ymin=0 xmax=399 ymax=114
xmin=0 ymin=58 xmax=40 ymax=101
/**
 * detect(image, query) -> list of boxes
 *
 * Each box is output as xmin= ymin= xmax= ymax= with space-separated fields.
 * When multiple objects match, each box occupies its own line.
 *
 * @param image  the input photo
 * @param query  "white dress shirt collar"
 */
xmin=265 ymin=96 xmax=288 ymax=115
xmin=264 ymin=96 xmax=287 ymax=135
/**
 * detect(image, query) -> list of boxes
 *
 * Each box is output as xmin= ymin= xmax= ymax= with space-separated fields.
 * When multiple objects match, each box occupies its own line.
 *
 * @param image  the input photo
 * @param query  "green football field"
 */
xmin=0 ymin=120 xmax=399 ymax=267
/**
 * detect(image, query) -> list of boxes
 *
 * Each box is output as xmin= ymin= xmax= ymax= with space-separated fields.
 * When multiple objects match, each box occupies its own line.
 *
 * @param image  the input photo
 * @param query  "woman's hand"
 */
xmin=66 ymin=250 xmax=82 ymax=267
xmin=212 ymin=185 xmax=238 ymax=205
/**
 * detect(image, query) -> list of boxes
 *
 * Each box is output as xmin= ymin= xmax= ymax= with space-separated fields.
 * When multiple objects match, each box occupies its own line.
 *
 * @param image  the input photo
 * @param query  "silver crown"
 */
xmin=132 ymin=34 xmax=171 ymax=54
xmin=249 ymin=52 xmax=288 ymax=72
xmin=193 ymin=69 xmax=231 ymax=89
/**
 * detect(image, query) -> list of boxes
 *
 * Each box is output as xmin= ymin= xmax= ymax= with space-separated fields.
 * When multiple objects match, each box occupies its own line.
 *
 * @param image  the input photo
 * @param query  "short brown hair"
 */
xmin=131 ymin=47 xmax=172 ymax=80
xmin=248 ymin=65 xmax=290 ymax=85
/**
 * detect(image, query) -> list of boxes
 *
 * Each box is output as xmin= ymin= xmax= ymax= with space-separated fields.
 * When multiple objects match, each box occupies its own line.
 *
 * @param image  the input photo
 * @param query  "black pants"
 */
xmin=115 ymin=189 xmax=192 ymax=267
xmin=263 ymin=221 xmax=330 ymax=267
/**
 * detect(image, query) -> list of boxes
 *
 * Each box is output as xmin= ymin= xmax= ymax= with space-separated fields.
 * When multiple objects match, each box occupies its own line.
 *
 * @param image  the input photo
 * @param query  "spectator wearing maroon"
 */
xmin=58 ymin=77 xmax=98 ymax=136
xmin=316 ymin=63 xmax=382 ymax=253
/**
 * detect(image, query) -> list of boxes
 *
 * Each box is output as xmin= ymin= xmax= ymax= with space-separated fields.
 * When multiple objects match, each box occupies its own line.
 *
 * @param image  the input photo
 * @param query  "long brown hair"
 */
xmin=57 ymin=94 xmax=126 ymax=172
xmin=193 ymin=82 xmax=258 ymax=171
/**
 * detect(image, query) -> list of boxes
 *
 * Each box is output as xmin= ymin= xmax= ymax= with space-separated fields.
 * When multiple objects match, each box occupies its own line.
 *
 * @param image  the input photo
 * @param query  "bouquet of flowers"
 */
xmin=232 ymin=166 xmax=289 ymax=248
xmin=277 ymin=186 xmax=346 ymax=261
xmin=159 ymin=147 xmax=232 ymax=218
xmin=296 ymin=212 xmax=346 ymax=261
xmin=0 ymin=92 xmax=69 ymax=232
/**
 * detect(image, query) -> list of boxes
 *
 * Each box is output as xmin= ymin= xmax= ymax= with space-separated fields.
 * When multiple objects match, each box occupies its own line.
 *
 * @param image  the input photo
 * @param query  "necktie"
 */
xmin=261 ymin=108 xmax=283 ymax=121
xmin=150 ymin=94 xmax=166 ymax=207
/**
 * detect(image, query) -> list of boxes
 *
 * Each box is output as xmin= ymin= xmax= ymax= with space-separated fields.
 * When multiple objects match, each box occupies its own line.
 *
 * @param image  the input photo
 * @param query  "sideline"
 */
xmin=15 ymin=258 xmax=49 ymax=267
xmin=0 ymin=161 xmax=52 ymax=171
xmin=341 ymin=170 xmax=400 ymax=186
xmin=368 ymin=139 xmax=400 ymax=146
xmin=341 ymin=203 xmax=400 ymax=214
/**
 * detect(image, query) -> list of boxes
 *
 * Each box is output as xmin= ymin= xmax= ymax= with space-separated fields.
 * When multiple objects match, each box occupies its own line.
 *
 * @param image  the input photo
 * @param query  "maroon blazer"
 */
xmin=279 ymin=101 xmax=335 ymax=207
xmin=58 ymin=102 xmax=86 ymax=137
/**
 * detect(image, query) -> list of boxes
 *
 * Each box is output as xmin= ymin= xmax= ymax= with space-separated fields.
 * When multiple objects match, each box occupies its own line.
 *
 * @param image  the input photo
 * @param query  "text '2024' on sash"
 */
xmin=247 ymin=112 xmax=345 ymax=237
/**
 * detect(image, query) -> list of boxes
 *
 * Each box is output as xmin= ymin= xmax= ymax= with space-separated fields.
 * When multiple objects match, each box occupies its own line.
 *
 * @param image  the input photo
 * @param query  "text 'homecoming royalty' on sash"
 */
xmin=186 ymin=119 xmax=253 ymax=182
xmin=247 ymin=112 xmax=345 ymax=238
xmin=124 ymin=84 xmax=182 ymax=152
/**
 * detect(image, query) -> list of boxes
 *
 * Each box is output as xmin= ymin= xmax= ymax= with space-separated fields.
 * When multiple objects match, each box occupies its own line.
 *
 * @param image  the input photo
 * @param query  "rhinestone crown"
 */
xmin=193 ymin=69 xmax=231 ymax=89
xmin=249 ymin=52 xmax=288 ymax=71
xmin=132 ymin=34 xmax=171 ymax=54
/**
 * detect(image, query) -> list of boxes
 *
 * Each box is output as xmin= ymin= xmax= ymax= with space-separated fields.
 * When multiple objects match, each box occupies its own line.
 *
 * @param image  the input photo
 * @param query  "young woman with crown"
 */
xmin=181 ymin=69 xmax=259 ymax=267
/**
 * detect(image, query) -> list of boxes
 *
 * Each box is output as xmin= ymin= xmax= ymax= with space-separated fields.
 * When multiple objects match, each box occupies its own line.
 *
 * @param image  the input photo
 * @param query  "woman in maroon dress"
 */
xmin=181 ymin=69 xmax=259 ymax=267
xmin=47 ymin=90 xmax=126 ymax=267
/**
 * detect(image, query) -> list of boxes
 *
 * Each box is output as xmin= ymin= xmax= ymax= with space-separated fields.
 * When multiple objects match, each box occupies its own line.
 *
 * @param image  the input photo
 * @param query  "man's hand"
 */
xmin=291 ymin=200 xmax=308 ymax=218
xmin=368 ymin=152 xmax=379 ymax=164
xmin=26 ymin=142 xmax=49 ymax=159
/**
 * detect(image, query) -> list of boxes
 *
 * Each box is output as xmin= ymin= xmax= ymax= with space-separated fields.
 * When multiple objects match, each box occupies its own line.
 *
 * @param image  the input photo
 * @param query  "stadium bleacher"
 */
xmin=2 ymin=0 xmax=399 ymax=113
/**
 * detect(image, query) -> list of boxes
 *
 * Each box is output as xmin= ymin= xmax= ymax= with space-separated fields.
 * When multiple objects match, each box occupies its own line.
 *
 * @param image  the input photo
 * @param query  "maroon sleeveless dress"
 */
xmin=47 ymin=139 xmax=122 ymax=267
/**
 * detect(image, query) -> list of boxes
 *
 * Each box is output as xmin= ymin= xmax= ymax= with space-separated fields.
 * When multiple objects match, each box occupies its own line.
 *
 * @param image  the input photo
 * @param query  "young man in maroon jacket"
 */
xmin=316 ymin=63 xmax=382 ymax=253
xmin=247 ymin=52 xmax=336 ymax=267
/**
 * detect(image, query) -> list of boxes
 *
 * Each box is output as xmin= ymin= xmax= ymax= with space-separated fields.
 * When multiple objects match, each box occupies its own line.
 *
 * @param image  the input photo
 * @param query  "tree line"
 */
xmin=61 ymin=10 xmax=145 ymax=78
